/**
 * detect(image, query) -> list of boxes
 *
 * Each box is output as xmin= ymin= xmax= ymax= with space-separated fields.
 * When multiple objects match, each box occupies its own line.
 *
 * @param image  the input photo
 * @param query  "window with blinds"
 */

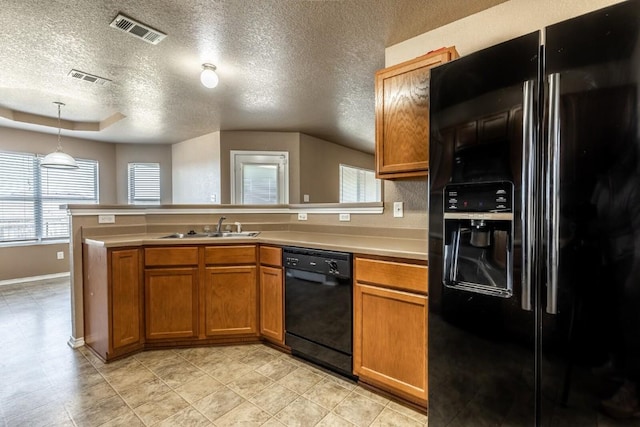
xmin=128 ymin=163 xmax=161 ymax=205
xmin=0 ymin=150 xmax=99 ymax=243
xmin=339 ymin=164 xmax=381 ymax=203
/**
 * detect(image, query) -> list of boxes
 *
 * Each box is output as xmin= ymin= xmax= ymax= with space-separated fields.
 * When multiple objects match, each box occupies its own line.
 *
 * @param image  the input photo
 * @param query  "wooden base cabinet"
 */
xmin=353 ymin=257 xmax=428 ymax=406
xmin=83 ymin=245 xmax=143 ymax=361
xmin=144 ymin=247 xmax=199 ymax=341
xmin=259 ymin=246 xmax=284 ymax=344
xmin=204 ymin=246 xmax=259 ymax=338
xmin=145 ymin=268 xmax=199 ymax=340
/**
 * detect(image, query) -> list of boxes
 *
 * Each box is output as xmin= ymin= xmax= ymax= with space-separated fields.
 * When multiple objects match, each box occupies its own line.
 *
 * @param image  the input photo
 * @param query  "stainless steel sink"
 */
xmin=160 ymin=231 xmax=259 ymax=239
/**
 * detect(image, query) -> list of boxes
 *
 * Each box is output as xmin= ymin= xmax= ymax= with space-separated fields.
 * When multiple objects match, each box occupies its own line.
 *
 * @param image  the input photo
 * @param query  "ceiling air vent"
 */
xmin=68 ymin=69 xmax=112 ymax=85
xmin=109 ymin=13 xmax=166 ymax=45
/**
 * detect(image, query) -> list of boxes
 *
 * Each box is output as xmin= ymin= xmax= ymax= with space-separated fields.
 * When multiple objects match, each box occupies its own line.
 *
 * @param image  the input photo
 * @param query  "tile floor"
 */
xmin=0 ymin=278 xmax=428 ymax=426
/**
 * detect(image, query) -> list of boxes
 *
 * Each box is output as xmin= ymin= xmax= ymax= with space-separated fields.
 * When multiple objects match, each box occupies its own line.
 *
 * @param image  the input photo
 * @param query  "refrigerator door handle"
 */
xmin=521 ymin=79 xmax=536 ymax=312
xmin=546 ymin=73 xmax=561 ymax=315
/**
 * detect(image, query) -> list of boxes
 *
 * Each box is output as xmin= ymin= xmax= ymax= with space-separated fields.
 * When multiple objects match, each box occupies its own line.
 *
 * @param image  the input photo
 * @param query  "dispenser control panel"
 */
xmin=444 ymin=181 xmax=513 ymax=213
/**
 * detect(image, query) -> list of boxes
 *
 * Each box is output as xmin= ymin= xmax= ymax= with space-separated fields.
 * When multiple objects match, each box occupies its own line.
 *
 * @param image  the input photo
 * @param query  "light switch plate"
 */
xmin=393 ymin=202 xmax=404 ymax=218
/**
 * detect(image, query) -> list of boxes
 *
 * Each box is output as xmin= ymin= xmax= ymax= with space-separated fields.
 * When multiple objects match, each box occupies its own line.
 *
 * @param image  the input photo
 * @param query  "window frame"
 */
xmin=230 ymin=151 xmax=289 ymax=205
xmin=127 ymin=162 xmax=161 ymax=205
xmin=0 ymin=150 xmax=99 ymax=243
xmin=339 ymin=164 xmax=382 ymax=203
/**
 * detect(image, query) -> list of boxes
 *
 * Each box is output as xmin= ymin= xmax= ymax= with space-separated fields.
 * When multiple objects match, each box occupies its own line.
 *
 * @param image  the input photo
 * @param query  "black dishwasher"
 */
xmin=283 ymin=246 xmax=354 ymax=378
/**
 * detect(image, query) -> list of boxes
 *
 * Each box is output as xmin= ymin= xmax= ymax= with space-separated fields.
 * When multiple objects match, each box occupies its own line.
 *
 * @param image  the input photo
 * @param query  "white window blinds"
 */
xmin=339 ymin=164 xmax=381 ymax=203
xmin=128 ymin=163 xmax=160 ymax=205
xmin=0 ymin=150 xmax=99 ymax=242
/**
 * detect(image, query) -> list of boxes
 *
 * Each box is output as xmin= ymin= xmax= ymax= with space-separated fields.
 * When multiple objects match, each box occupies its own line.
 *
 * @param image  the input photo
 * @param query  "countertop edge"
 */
xmin=82 ymin=231 xmax=428 ymax=262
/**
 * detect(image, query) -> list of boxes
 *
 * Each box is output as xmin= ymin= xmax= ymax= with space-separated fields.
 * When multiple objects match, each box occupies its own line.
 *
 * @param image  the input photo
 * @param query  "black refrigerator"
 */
xmin=427 ymin=0 xmax=640 ymax=425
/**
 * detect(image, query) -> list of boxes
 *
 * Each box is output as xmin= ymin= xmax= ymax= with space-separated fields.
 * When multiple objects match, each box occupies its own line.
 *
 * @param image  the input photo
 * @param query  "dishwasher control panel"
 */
xmin=283 ymin=247 xmax=352 ymax=278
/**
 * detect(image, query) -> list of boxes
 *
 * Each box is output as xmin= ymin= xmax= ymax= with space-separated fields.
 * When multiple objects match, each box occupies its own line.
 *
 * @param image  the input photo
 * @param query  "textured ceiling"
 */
xmin=0 ymin=0 xmax=505 ymax=153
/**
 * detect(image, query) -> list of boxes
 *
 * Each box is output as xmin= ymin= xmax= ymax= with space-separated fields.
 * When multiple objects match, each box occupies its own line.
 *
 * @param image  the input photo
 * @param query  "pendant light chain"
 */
xmin=55 ymin=101 xmax=64 ymax=151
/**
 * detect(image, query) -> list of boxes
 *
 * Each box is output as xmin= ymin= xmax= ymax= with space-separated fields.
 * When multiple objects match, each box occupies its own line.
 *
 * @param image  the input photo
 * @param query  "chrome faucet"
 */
xmin=216 ymin=216 xmax=227 ymax=233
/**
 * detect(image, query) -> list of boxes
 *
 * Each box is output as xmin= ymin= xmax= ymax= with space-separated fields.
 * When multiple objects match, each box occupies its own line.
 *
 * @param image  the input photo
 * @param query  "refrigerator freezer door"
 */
xmin=428 ymin=31 xmax=540 ymax=426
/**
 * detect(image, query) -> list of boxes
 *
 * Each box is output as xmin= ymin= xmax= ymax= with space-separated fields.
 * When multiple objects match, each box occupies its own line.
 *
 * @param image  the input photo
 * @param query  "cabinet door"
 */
xmin=354 ymin=282 xmax=428 ymax=405
xmin=375 ymin=47 xmax=458 ymax=179
xmin=111 ymin=249 xmax=142 ymax=350
xmin=145 ymin=268 xmax=199 ymax=340
xmin=259 ymin=265 xmax=284 ymax=343
xmin=204 ymin=266 xmax=258 ymax=337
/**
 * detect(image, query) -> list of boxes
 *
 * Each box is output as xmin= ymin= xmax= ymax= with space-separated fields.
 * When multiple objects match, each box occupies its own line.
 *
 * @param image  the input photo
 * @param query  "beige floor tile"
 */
xmin=174 ymin=375 xmax=226 ymax=404
xmin=133 ymin=390 xmax=190 ymax=425
xmin=4 ymin=401 xmax=73 ymax=427
xmin=240 ymin=348 xmax=280 ymax=369
xmin=193 ymin=387 xmax=246 ymax=422
xmin=353 ymin=387 xmax=390 ymax=406
xmin=133 ymin=348 xmax=179 ymax=366
xmin=102 ymin=365 xmax=159 ymax=391
xmin=213 ymin=401 xmax=272 ymax=426
xmin=3 ymin=279 xmax=427 ymax=427
xmin=71 ymin=395 xmax=132 ymax=427
xmin=226 ymin=370 xmax=274 ymax=399
xmin=316 ymin=412 xmax=356 ymax=426
xmin=333 ymin=391 xmax=386 ymax=427
xmin=118 ymin=377 xmax=172 ymax=408
xmin=261 ymin=418 xmax=287 ymax=427
xmin=249 ymin=383 xmax=299 ymax=415
xmin=277 ymin=366 xmax=325 ymax=394
xmin=303 ymin=377 xmax=352 ymax=410
xmin=99 ymin=409 xmax=145 ymax=427
xmin=149 ymin=358 xmax=205 ymax=388
xmin=385 ymin=401 xmax=428 ymax=424
xmin=370 ymin=407 xmax=426 ymax=426
xmin=274 ymin=396 xmax=328 ymax=427
xmin=203 ymin=358 xmax=253 ymax=384
xmin=255 ymin=358 xmax=299 ymax=381
xmin=155 ymin=406 xmax=214 ymax=426
xmin=62 ymin=381 xmax=118 ymax=414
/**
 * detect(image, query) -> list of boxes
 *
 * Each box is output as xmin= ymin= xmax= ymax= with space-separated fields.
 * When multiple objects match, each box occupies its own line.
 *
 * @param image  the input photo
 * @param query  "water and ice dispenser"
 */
xmin=443 ymin=181 xmax=514 ymax=298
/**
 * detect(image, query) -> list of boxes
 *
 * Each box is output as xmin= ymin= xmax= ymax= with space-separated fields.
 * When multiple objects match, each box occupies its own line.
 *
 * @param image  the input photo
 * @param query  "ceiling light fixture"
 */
xmin=200 ymin=63 xmax=219 ymax=89
xmin=41 ymin=102 xmax=79 ymax=169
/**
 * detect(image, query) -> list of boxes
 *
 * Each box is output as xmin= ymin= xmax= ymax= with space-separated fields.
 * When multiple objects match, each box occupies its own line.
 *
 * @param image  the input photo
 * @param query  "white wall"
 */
xmin=386 ymin=0 xmax=625 ymax=66
xmin=172 ymin=131 xmax=221 ymax=204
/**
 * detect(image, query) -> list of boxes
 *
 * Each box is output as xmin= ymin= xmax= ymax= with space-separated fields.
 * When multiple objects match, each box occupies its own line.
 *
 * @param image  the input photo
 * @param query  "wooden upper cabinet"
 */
xmin=375 ymin=47 xmax=459 ymax=179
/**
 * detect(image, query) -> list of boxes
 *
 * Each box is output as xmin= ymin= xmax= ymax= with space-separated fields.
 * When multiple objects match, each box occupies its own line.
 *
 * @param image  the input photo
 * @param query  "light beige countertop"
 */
xmin=83 ymin=230 xmax=427 ymax=261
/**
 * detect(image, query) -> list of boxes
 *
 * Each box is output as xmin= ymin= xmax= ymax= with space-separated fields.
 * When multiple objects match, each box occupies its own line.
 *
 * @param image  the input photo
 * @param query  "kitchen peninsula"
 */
xmin=71 ymin=204 xmax=429 ymax=407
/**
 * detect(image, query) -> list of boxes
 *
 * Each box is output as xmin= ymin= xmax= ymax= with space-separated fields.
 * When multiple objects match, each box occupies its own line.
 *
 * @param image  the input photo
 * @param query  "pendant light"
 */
xmin=41 ymin=102 xmax=78 ymax=169
xmin=200 ymin=63 xmax=219 ymax=89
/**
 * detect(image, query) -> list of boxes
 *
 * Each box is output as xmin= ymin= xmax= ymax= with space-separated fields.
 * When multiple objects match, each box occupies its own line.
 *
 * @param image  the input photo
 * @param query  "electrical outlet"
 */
xmin=339 ymin=213 xmax=351 ymax=222
xmin=98 ymin=214 xmax=115 ymax=224
xmin=56 ymin=251 xmax=64 ymax=260
xmin=298 ymin=213 xmax=308 ymax=221
xmin=393 ymin=202 xmax=404 ymax=218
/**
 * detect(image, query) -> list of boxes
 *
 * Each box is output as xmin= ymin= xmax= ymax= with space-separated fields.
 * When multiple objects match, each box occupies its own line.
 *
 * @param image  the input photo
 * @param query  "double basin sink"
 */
xmin=161 ymin=231 xmax=260 ymax=239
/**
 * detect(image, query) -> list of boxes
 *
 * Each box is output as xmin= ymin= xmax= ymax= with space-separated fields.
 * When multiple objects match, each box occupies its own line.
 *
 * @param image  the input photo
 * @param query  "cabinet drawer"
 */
xmin=145 ymin=247 xmax=199 ymax=267
xmin=355 ymin=258 xmax=427 ymax=294
xmin=259 ymin=246 xmax=282 ymax=267
xmin=205 ymin=245 xmax=256 ymax=265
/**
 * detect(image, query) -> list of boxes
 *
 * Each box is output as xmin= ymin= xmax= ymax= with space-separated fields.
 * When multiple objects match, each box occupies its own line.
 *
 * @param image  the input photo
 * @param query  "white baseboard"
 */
xmin=0 ymin=272 xmax=70 ymax=287
xmin=67 ymin=336 xmax=85 ymax=349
